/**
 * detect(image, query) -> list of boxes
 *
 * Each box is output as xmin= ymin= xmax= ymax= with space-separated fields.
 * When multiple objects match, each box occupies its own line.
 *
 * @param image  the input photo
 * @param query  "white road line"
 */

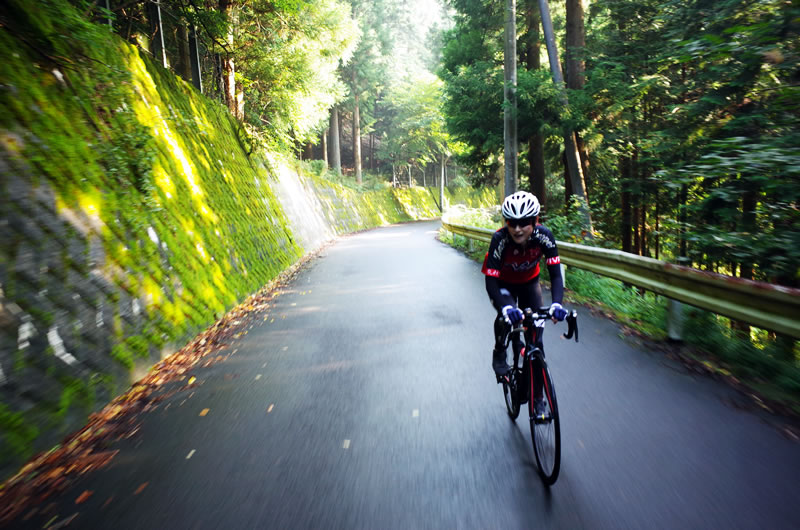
xmin=412 ymin=409 xmax=419 ymax=418
xmin=255 ymin=374 xmax=262 ymax=380
xmin=267 ymin=404 xmax=274 ymax=413
xmin=186 ymin=450 xmax=196 ymax=460
xmin=343 ymin=439 xmax=351 ymax=449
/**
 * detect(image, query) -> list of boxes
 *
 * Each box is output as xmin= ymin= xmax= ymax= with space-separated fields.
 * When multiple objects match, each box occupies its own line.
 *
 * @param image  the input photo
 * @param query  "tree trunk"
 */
xmin=304 ymin=143 xmax=313 ymax=161
xmin=565 ymin=0 xmax=585 ymax=90
xmin=219 ymin=0 xmax=238 ymax=118
xmin=440 ymin=155 xmax=445 ymax=212
xmin=236 ymin=88 xmax=244 ymax=120
xmin=213 ymin=53 xmax=223 ymax=100
xmin=503 ymin=0 xmax=519 ymax=197
xmin=322 ymin=128 xmax=329 ymax=168
xmin=632 ymin=148 xmax=641 ymax=256
xmin=369 ymin=133 xmax=375 ymax=170
xmin=566 ymin=0 xmax=590 ymax=198
xmin=654 ymin=192 xmax=660 ymax=260
xmin=740 ymin=189 xmax=757 ymax=281
xmin=538 ymin=0 xmax=592 ymax=233
xmin=563 ymin=150 xmax=573 ymax=205
xmin=188 ymin=26 xmax=203 ymax=93
xmin=175 ymin=25 xmax=191 ymax=81
xmin=621 ymin=157 xmax=632 ymax=254
xmin=329 ymin=108 xmax=341 ymax=175
xmin=640 ymin=195 xmax=647 ymax=256
xmin=732 ymin=188 xmax=758 ymax=335
xmin=525 ymin=0 xmax=547 ymax=209
xmin=679 ymin=183 xmax=688 ymax=262
xmin=352 ymin=71 xmax=362 ymax=185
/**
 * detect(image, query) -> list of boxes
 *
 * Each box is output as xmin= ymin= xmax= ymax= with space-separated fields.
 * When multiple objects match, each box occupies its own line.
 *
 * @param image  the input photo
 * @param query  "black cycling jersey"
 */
xmin=482 ymin=225 xmax=564 ymax=310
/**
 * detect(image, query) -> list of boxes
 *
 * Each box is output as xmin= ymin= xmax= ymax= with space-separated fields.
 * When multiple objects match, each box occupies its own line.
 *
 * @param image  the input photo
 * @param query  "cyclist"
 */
xmin=482 ymin=191 xmax=567 ymax=418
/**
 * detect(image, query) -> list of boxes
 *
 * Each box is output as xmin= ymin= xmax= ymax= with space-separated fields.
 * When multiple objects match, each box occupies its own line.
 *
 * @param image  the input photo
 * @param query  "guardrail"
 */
xmin=441 ymin=221 xmax=800 ymax=339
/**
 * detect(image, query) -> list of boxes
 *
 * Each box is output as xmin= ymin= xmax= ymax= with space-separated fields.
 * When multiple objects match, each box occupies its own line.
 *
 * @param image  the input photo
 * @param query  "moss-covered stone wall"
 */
xmin=0 ymin=0 xmax=302 ymax=475
xmin=0 ymin=0 xmax=497 ymax=478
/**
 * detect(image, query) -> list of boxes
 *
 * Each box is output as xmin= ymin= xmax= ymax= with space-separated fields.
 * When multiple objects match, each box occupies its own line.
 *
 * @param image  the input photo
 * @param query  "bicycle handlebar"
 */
xmin=508 ymin=307 xmax=579 ymax=343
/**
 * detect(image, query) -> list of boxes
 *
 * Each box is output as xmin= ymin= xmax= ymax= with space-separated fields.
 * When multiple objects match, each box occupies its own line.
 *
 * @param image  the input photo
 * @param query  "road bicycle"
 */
xmin=498 ymin=307 xmax=578 ymax=485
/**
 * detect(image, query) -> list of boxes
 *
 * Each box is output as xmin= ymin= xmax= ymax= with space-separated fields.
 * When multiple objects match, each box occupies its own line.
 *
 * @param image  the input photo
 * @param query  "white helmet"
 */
xmin=502 ymin=191 xmax=540 ymax=219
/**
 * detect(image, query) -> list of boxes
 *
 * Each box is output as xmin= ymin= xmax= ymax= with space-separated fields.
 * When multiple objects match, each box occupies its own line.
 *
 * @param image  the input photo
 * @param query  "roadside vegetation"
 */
xmin=441 ymin=206 xmax=800 ymax=417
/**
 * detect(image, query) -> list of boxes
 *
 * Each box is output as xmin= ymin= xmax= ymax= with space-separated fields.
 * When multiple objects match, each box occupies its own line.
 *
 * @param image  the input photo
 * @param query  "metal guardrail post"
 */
xmin=667 ymin=299 xmax=683 ymax=342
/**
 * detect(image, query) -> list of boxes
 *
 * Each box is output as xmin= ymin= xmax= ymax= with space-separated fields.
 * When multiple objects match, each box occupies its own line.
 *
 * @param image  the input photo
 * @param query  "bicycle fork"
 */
xmin=526 ymin=317 xmax=549 ymax=419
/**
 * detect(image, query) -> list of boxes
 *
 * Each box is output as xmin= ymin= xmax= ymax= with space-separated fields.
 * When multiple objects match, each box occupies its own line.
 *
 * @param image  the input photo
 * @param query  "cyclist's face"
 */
xmin=506 ymin=217 xmax=534 ymax=244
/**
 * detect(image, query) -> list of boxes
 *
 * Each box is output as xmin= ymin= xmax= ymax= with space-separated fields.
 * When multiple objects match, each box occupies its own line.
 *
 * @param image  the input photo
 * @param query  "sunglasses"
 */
xmin=506 ymin=217 xmax=534 ymax=228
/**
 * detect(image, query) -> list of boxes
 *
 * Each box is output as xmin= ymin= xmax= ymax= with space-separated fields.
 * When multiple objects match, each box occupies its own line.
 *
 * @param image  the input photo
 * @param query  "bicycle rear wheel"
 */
xmin=530 ymin=360 xmax=561 ymax=485
xmin=502 ymin=369 xmax=520 ymax=420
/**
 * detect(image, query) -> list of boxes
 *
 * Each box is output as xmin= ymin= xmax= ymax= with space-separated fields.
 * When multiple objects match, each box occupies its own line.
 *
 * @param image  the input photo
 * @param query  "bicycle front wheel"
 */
xmin=530 ymin=360 xmax=561 ymax=485
xmin=502 ymin=369 xmax=520 ymax=420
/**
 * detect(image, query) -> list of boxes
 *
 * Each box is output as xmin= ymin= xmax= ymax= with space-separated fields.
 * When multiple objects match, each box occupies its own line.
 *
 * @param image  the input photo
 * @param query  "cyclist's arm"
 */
xmin=537 ymin=225 xmax=564 ymax=304
xmin=482 ymin=229 xmax=515 ymax=308
xmin=485 ymin=275 xmax=515 ymax=308
xmin=547 ymin=261 xmax=564 ymax=304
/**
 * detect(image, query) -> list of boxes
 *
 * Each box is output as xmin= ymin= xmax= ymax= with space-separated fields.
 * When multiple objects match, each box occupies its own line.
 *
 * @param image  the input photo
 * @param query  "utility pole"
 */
xmin=105 ymin=0 xmax=112 ymax=27
xmin=538 ymin=0 xmax=593 ymax=234
xmin=329 ymin=108 xmax=341 ymax=175
xmin=149 ymin=1 xmax=167 ymax=68
xmin=189 ymin=25 xmax=203 ymax=93
xmin=503 ymin=0 xmax=518 ymax=198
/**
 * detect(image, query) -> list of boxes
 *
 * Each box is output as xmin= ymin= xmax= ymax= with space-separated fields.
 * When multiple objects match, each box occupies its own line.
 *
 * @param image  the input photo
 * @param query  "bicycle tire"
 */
xmin=530 ymin=360 xmax=561 ymax=485
xmin=502 ymin=368 xmax=520 ymax=420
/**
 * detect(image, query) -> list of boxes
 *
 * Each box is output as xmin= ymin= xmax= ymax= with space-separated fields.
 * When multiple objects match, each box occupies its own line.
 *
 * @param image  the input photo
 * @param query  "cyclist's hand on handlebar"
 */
xmin=502 ymin=305 xmax=524 ymax=325
xmin=549 ymin=302 xmax=567 ymax=322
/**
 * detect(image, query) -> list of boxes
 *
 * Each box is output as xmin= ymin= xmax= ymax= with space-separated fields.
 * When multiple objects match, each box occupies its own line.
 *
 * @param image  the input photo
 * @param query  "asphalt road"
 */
xmin=9 ymin=221 xmax=800 ymax=529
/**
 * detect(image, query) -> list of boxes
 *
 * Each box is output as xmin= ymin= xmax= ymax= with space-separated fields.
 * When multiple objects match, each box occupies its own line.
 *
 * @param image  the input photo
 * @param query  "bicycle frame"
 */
xmin=503 ymin=308 xmax=578 ymax=407
xmin=498 ymin=307 xmax=578 ymax=485
xmin=505 ymin=307 xmax=577 ymax=365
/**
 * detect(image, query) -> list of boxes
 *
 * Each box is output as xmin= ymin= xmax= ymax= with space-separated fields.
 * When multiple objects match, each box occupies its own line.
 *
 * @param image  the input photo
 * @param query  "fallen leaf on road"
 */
xmin=75 ymin=490 xmax=93 ymax=504
xmin=0 ymin=250 xmax=327 ymax=527
xmin=134 ymin=482 xmax=148 ymax=495
xmin=199 ymin=408 xmax=209 ymax=416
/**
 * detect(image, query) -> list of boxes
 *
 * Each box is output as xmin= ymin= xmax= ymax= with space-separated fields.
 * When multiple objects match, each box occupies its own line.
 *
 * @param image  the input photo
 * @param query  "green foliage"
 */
xmin=440 ymin=59 xmax=504 ymax=182
xmin=236 ymin=0 xmax=359 ymax=145
xmin=54 ymin=377 xmax=95 ymax=423
xmin=0 ymin=403 xmax=39 ymax=464
xmin=438 ymin=1 xmax=566 ymax=188
xmin=380 ymin=73 xmax=465 ymax=171
xmin=110 ymin=344 xmax=134 ymax=369
xmin=543 ymin=196 xmax=596 ymax=243
xmin=683 ymin=309 xmax=800 ymax=412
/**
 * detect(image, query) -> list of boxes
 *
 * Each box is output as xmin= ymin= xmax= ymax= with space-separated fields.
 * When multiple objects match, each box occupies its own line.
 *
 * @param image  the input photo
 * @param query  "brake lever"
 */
xmin=563 ymin=311 xmax=579 ymax=342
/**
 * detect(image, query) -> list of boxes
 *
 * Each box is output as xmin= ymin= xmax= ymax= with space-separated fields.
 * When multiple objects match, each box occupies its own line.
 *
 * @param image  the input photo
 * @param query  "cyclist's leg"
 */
xmin=519 ymin=278 xmax=545 ymax=400
xmin=491 ymin=283 xmax=520 ymax=376
xmin=490 ymin=292 xmax=508 ymax=376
